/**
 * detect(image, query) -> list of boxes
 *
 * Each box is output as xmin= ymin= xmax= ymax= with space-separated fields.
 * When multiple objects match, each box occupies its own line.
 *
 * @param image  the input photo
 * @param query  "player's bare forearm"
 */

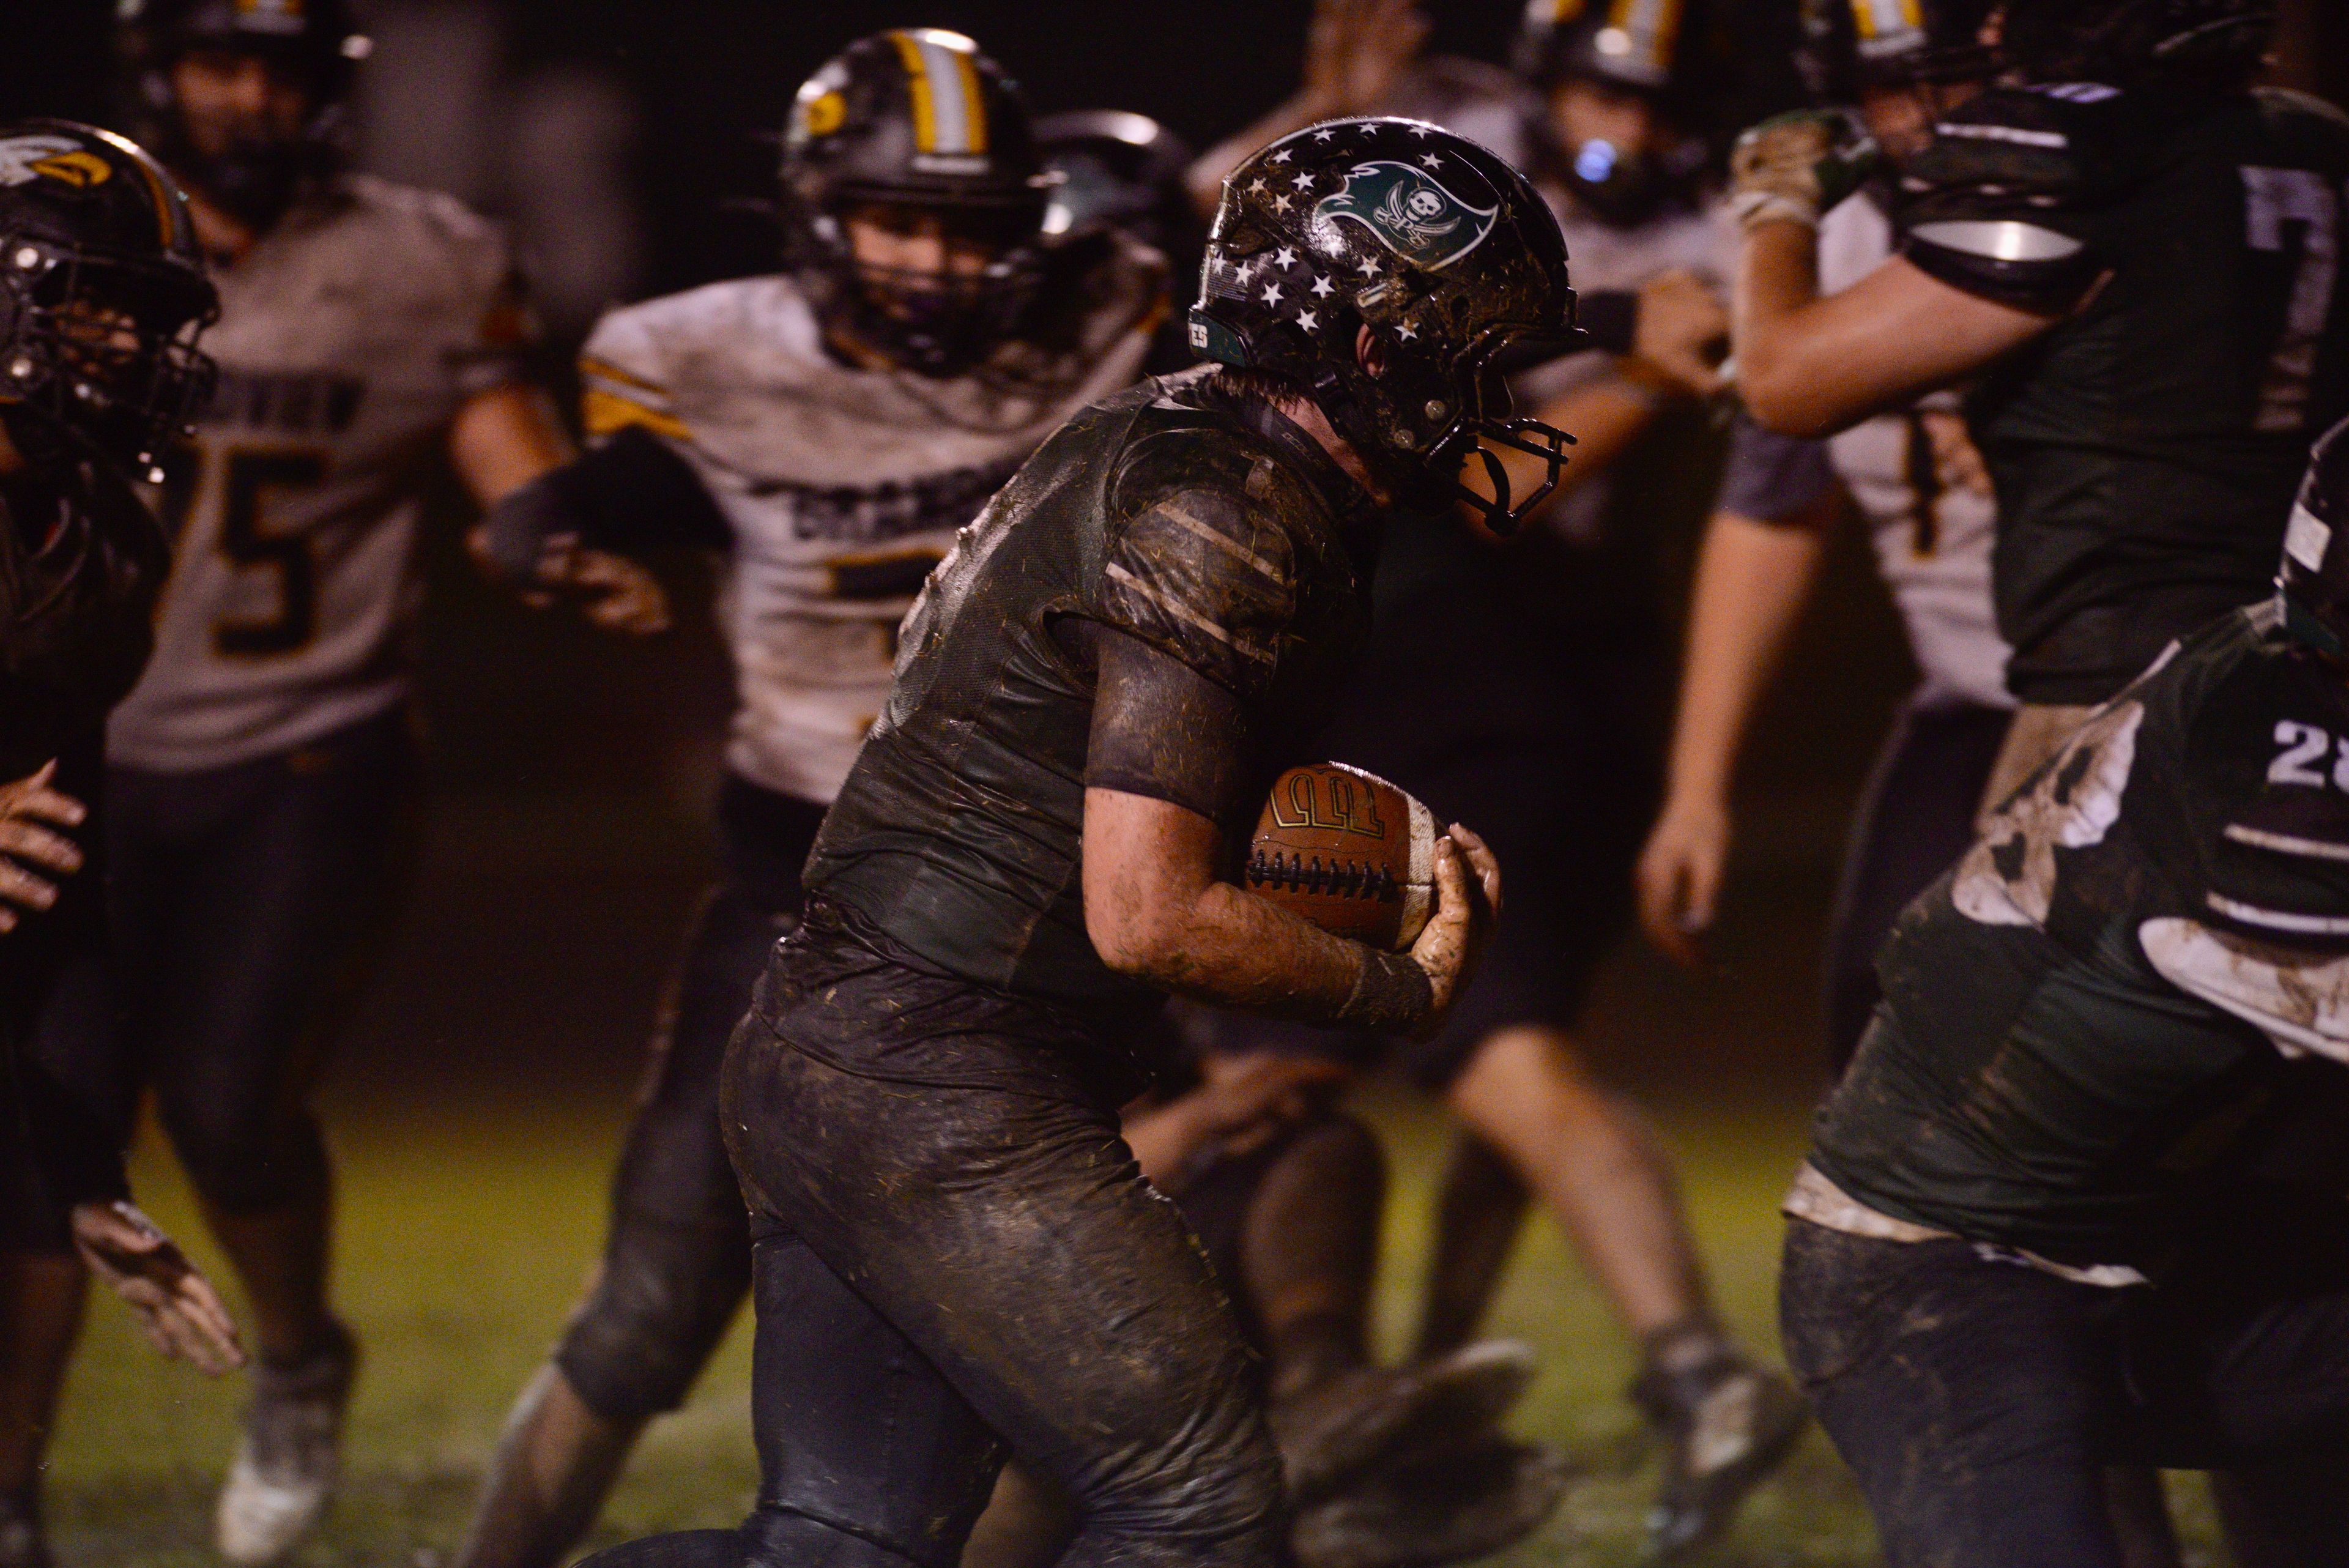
xmin=1083 ymin=786 xmax=1368 ymax=1019
xmin=1461 ymin=383 xmax=1655 ymax=532
xmin=449 ymin=384 xmax=574 ymax=509
xmin=1663 ymin=505 xmax=1836 ymax=809
xmin=1736 ymin=229 xmax=2055 ymax=436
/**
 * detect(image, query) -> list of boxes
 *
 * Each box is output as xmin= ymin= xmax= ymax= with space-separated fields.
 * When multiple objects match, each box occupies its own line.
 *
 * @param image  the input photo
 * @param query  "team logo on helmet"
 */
xmin=1313 ymin=161 xmax=1498 ymax=270
xmin=0 ymin=136 xmax=113 ymax=189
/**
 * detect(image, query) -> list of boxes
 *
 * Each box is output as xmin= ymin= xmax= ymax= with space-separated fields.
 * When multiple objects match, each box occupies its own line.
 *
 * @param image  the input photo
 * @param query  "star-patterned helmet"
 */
xmin=2278 ymin=416 xmax=2349 ymax=657
xmin=1189 ymin=118 xmax=1582 ymax=530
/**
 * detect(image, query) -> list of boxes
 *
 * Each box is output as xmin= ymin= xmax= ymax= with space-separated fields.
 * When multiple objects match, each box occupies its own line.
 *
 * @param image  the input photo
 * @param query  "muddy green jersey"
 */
xmin=804 ymin=369 xmax=1376 ymax=1015
xmin=1899 ymin=87 xmax=2349 ymax=704
xmin=1813 ymin=604 xmax=2349 ymax=1273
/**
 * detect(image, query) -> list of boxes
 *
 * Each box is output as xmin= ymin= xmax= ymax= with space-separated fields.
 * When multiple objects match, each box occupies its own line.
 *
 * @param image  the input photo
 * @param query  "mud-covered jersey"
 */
xmin=1723 ymin=191 xmax=2011 ymax=711
xmin=574 ymin=239 xmax=1163 ymax=804
xmin=1897 ymin=86 xmax=2349 ymax=705
xmin=1811 ymin=604 xmax=2349 ymax=1274
xmin=0 ymin=462 xmax=169 ymax=781
xmin=804 ymin=369 xmax=1377 ymax=1016
xmin=103 ymin=174 xmax=529 ymax=773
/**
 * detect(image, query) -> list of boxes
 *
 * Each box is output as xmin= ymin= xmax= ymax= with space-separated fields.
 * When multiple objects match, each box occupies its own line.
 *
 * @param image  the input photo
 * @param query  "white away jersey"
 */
xmin=578 ymin=242 xmax=1163 ymax=803
xmin=106 ymin=174 xmax=529 ymax=771
xmin=1820 ymin=193 xmax=2011 ymax=711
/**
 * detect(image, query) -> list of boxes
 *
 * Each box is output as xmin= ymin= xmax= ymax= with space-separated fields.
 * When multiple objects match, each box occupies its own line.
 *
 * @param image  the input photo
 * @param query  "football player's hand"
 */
xmin=1628 ymin=269 xmax=1728 ymax=399
xmin=563 ymin=548 xmax=673 ymax=636
xmin=71 ymin=1201 xmax=246 ymax=1376
xmin=466 ymin=526 xmax=672 ymax=635
xmin=1410 ymin=824 xmax=1502 ymax=1033
xmin=0 ymin=760 xmax=86 ymax=935
xmin=1728 ymin=109 xmax=1880 ymax=233
xmin=1303 ymin=0 xmax=1429 ymax=116
xmin=1636 ymin=795 xmax=1728 ymax=967
xmin=1923 ymin=409 xmax=1992 ymax=499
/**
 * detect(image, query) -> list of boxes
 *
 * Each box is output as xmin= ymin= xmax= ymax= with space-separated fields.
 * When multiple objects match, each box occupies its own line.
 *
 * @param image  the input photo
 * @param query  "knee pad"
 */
xmin=555 ymin=1209 xmax=752 ymax=1422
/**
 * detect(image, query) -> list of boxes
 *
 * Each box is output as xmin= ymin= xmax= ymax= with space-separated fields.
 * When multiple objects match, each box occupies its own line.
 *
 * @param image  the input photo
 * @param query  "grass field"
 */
xmin=42 ymin=1081 xmax=2230 ymax=1567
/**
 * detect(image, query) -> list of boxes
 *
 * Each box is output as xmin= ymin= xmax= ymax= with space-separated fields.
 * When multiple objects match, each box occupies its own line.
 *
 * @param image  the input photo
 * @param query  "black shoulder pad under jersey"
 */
xmin=1097 ymin=425 xmax=1314 ymax=702
xmin=1898 ymin=85 xmax=2128 ymax=313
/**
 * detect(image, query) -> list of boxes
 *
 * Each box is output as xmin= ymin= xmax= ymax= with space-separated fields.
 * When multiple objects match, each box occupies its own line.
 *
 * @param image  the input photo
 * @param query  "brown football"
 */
xmin=1244 ymin=762 xmax=1438 ymax=952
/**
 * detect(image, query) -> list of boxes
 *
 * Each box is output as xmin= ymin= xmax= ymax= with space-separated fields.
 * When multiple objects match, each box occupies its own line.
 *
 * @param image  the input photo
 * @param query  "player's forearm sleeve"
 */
xmin=478 ymin=425 xmax=732 ymax=579
xmin=1716 ymin=410 xmax=1839 ymax=522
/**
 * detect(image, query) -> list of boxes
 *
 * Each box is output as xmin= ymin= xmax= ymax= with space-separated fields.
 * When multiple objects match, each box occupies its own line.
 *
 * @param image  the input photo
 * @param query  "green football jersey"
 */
xmin=1813 ymin=603 xmax=2349 ymax=1273
xmin=804 ymin=369 xmax=1377 ymax=1016
xmin=1899 ymin=86 xmax=2349 ymax=704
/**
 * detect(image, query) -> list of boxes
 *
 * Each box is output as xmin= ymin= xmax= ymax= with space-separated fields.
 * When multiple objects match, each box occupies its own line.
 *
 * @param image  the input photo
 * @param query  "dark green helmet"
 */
xmin=1189 ymin=119 xmax=1582 ymax=530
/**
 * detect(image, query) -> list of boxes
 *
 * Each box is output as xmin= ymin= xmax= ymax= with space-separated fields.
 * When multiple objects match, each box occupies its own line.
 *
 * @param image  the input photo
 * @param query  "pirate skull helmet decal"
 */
xmin=1191 ymin=117 xmax=1583 ymax=530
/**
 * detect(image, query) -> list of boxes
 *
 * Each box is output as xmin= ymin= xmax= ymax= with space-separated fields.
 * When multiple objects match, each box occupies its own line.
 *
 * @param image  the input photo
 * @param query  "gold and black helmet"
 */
xmin=1191 ymin=118 xmax=1582 ymax=531
xmin=1794 ymin=0 xmax=1998 ymax=98
xmin=0 ymin=121 xmax=217 ymax=482
xmin=781 ymin=29 xmax=1052 ymax=378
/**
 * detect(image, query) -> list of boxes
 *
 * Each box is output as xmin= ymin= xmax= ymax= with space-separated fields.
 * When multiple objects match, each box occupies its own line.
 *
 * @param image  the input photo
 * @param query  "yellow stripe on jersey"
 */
xmin=579 ymin=355 xmax=669 ymax=395
xmin=583 ymin=387 xmax=690 ymax=443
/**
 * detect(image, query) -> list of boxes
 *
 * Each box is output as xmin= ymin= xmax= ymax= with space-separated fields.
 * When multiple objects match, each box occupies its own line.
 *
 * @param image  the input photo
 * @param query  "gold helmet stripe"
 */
xmin=889 ymin=29 xmax=989 ymax=157
xmin=1600 ymin=0 xmax=1683 ymax=80
xmin=1850 ymin=0 xmax=1926 ymax=42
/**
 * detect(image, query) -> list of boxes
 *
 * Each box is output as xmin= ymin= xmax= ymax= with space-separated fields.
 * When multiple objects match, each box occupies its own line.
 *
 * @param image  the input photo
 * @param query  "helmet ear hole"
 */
xmin=1357 ymin=327 xmax=1387 ymax=379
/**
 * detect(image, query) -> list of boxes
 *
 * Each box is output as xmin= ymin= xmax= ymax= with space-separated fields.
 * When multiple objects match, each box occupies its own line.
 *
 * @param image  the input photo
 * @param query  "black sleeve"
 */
xmin=1575 ymin=289 xmax=1639 ymax=357
xmin=1896 ymin=87 xmax=2117 ymax=314
xmin=478 ymin=424 xmax=732 ymax=579
xmin=1082 ymin=623 xmax=1255 ymax=829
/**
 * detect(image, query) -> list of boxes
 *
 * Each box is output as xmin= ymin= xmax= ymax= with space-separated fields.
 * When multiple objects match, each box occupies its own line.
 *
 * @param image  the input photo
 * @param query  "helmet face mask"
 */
xmin=0 ymin=122 xmax=219 ymax=482
xmin=117 ymin=0 xmax=369 ymax=234
xmin=782 ymin=31 xmax=1050 ymax=380
xmin=1190 ymin=118 xmax=1583 ymax=532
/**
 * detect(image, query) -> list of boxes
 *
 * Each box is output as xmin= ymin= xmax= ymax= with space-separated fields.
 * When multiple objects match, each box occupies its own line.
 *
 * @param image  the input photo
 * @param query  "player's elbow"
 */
xmin=1738 ymin=355 xmax=1844 ymax=440
xmin=1087 ymin=894 xmax=1193 ymax=982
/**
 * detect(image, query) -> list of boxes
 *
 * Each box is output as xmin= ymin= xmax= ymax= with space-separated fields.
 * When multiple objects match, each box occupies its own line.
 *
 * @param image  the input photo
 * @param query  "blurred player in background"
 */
xmin=0 ymin=119 xmax=247 ymax=1568
xmin=1731 ymin=0 xmax=2349 ymax=786
xmin=1639 ymin=0 xmax=2012 ymax=1079
xmin=0 ymin=4 xmax=575 ymax=1564
xmin=1187 ymin=3 xmax=1806 ymax=1558
xmin=456 ymin=32 xmax=1169 ymax=1568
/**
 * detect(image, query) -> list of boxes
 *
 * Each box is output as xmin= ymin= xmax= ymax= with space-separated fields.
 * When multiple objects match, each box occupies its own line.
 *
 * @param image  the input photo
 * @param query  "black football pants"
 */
xmin=22 ymin=707 xmax=411 ymax=1241
xmin=577 ymin=909 xmax=1285 ymax=1568
xmin=1783 ymin=1209 xmax=2349 ymax=1568
xmin=553 ymin=778 xmax=820 ymax=1422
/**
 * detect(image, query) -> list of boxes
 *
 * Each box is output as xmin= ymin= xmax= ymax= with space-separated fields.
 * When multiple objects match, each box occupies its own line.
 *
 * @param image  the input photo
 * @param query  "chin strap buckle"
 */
xmin=1453 ymin=417 xmax=1575 ymax=535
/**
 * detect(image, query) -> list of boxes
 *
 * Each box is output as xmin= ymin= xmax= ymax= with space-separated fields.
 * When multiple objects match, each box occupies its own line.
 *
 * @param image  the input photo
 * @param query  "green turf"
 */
xmin=45 ymin=1085 xmax=2226 ymax=1567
